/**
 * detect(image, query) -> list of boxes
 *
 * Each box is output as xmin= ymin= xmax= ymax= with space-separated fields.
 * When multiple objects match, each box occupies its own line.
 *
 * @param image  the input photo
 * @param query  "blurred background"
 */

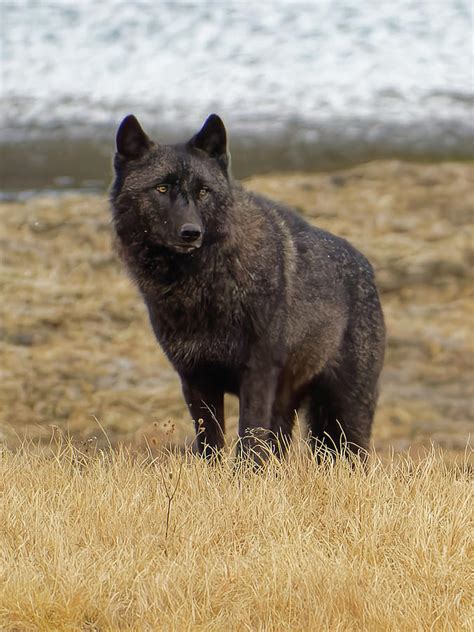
xmin=1 ymin=0 xmax=473 ymax=195
xmin=0 ymin=0 xmax=473 ymax=455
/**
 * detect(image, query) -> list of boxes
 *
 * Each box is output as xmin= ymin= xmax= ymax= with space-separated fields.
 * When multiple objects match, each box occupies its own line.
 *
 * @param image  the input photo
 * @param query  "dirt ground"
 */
xmin=1 ymin=160 xmax=472 ymax=454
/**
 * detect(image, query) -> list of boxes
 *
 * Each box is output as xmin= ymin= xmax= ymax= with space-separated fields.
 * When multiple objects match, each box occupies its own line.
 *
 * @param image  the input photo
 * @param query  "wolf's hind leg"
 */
xmin=270 ymin=407 xmax=296 ymax=459
xmin=307 ymin=380 xmax=372 ymax=462
xmin=307 ymin=386 xmax=340 ymax=460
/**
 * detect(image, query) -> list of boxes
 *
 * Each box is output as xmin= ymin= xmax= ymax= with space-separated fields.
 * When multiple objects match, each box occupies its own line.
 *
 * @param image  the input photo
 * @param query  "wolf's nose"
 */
xmin=180 ymin=223 xmax=202 ymax=242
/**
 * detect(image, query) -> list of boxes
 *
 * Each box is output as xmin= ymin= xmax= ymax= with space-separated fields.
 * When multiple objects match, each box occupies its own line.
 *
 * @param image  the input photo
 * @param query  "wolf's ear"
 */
xmin=188 ymin=114 xmax=229 ymax=170
xmin=116 ymin=115 xmax=152 ymax=159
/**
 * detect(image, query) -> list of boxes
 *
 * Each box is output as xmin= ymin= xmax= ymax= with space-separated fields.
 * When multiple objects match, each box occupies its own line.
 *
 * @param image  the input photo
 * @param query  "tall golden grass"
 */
xmin=1 ymin=439 xmax=472 ymax=631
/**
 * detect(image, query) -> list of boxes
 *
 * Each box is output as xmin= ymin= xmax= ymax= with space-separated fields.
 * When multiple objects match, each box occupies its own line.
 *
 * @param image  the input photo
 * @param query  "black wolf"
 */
xmin=110 ymin=114 xmax=385 ymax=461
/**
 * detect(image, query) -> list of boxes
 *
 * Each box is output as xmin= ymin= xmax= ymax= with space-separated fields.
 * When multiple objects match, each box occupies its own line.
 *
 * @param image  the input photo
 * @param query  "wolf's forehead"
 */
xmin=144 ymin=146 xmax=182 ymax=176
xmin=148 ymin=146 xmax=215 ymax=182
xmin=125 ymin=145 xmax=218 ymax=190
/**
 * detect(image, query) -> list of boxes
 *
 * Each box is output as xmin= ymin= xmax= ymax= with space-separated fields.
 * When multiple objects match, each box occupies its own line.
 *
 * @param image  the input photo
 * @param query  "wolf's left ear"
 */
xmin=116 ymin=115 xmax=153 ymax=160
xmin=188 ymin=114 xmax=229 ymax=170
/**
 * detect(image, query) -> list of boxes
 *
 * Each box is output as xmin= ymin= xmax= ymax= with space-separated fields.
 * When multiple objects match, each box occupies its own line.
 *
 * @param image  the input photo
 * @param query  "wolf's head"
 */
xmin=111 ymin=114 xmax=232 ymax=256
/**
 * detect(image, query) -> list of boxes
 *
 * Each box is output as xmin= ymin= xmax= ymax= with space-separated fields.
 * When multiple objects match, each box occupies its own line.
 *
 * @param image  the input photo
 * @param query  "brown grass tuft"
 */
xmin=1 ymin=442 xmax=472 ymax=630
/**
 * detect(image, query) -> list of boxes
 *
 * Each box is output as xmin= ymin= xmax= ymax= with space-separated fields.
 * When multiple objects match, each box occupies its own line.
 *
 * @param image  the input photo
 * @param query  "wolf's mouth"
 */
xmin=171 ymin=243 xmax=202 ymax=254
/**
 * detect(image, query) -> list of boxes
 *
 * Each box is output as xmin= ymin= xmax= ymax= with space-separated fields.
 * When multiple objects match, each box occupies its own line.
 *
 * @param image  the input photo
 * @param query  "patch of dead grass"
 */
xmin=0 ymin=161 xmax=473 ymax=453
xmin=0 ymin=442 xmax=472 ymax=631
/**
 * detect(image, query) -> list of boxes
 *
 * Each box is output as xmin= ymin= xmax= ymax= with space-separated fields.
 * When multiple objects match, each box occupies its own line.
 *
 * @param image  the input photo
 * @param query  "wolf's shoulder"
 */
xmin=242 ymin=187 xmax=375 ymax=278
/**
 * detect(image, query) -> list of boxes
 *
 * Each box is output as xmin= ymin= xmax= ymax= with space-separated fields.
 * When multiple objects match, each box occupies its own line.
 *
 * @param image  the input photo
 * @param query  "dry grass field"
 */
xmin=1 ymin=442 xmax=473 ymax=631
xmin=1 ymin=160 xmax=473 ymax=629
xmin=1 ymin=160 xmax=473 ymax=454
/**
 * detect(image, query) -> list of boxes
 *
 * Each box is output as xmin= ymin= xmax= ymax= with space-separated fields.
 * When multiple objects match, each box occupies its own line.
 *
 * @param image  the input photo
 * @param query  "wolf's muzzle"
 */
xmin=180 ymin=223 xmax=202 ymax=243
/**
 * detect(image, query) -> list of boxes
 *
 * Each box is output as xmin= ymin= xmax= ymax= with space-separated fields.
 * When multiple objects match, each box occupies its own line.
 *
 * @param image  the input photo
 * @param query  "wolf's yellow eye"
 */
xmin=157 ymin=184 xmax=169 ymax=194
xmin=199 ymin=187 xmax=208 ymax=198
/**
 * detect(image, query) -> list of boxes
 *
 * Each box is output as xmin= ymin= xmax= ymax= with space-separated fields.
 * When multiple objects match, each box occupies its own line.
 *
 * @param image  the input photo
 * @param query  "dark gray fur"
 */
xmin=110 ymin=114 xmax=385 ymax=461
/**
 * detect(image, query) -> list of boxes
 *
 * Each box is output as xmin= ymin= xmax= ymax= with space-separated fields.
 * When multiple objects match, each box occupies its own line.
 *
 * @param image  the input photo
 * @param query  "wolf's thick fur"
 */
xmin=110 ymin=114 xmax=385 ymax=460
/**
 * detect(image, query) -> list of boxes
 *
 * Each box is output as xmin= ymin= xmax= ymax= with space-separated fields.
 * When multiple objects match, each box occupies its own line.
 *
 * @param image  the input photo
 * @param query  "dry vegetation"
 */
xmin=0 ymin=160 xmax=472 ymax=453
xmin=1 ymin=441 xmax=473 ymax=631
xmin=1 ymin=160 xmax=473 ymax=629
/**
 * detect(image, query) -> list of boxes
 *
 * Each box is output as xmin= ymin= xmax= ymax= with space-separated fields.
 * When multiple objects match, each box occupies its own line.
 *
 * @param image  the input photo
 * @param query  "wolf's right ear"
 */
xmin=116 ymin=115 xmax=152 ymax=159
xmin=188 ymin=114 xmax=229 ymax=171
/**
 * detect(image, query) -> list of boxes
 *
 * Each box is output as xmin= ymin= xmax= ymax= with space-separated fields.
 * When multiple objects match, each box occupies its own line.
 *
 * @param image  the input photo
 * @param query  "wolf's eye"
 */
xmin=199 ymin=187 xmax=209 ymax=198
xmin=157 ymin=184 xmax=169 ymax=194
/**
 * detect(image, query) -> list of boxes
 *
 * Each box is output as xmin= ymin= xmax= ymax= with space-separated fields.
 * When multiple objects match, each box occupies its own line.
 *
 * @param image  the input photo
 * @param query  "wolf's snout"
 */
xmin=180 ymin=223 xmax=202 ymax=243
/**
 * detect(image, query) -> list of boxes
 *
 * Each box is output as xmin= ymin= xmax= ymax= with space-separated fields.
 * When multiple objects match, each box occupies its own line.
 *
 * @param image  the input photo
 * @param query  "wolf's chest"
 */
xmin=147 ymin=280 xmax=247 ymax=371
xmin=158 ymin=317 xmax=245 ymax=373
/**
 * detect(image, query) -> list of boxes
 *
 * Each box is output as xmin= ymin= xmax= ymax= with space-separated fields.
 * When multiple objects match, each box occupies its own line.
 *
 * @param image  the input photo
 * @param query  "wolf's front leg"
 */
xmin=237 ymin=361 xmax=280 ymax=464
xmin=181 ymin=378 xmax=225 ymax=459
